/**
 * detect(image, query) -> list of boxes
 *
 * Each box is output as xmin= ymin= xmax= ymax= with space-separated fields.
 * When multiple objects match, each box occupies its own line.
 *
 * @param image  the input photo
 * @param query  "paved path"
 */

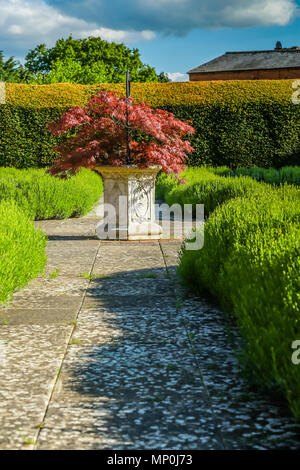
xmin=0 ymin=215 xmax=300 ymax=450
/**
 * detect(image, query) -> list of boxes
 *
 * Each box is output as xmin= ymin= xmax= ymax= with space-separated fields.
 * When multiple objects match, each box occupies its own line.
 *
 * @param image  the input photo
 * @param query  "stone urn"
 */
xmin=95 ymin=165 xmax=163 ymax=240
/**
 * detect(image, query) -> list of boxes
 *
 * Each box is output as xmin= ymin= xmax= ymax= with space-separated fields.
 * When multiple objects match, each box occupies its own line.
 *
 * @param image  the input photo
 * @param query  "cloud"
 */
xmin=1 ymin=0 xmax=298 ymax=61
xmin=0 ymin=0 xmax=155 ymax=57
xmin=46 ymin=0 xmax=298 ymax=34
xmin=74 ymin=27 xmax=155 ymax=43
xmin=167 ymin=72 xmax=188 ymax=82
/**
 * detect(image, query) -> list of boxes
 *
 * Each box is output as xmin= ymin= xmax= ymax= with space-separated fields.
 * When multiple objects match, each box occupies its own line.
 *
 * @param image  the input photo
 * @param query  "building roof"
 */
xmin=188 ymin=47 xmax=300 ymax=74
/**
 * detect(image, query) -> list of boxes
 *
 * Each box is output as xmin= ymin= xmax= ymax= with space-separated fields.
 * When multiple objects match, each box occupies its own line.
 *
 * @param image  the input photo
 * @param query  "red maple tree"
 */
xmin=47 ymin=90 xmax=195 ymax=177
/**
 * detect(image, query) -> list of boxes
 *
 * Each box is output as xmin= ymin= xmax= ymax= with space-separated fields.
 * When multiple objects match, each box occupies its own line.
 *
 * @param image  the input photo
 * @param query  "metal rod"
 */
xmin=126 ymin=63 xmax=131 ymax=165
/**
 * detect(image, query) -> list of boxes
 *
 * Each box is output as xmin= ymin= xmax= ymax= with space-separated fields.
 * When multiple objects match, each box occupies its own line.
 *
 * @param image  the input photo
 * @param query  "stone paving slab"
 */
xmin=70 ymin=307 xmax=191 ymax=346
xmin=85 ymin=273 xmax=173 ymax=296
xmin=9 ymin=277 xmax=89 ymax=297
xmin=34 ymin=218 xmax=99 ymax=239
xmin=0 ymin=324 xmax=72 ymax=449
xmin=0 ymin=308 xmax=78 ymax=326
xmin=92 ymin=243 xmax=166 ymax=274
xmin=177 ymin=297 xmax=300 ymax=450
xmin=0 ymin=214 xmax=300 ymax=450
xmin=0 ymin=224 xmax=101 ymax=449
xmin=34 ymin=217 xmax=190 ymax=241
xmin=36 ymin=342 xmax=223 ymax=450
xmin=1 ymin=296 xmax=83 ymax=310
xmin=34 ymin=235 xmax=226 ymax=450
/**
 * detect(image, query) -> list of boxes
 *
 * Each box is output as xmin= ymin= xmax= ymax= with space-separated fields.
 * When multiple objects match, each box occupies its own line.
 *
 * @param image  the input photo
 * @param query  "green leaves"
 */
xmin=0 ymin=167 xmax=103 ymax=220
xmin=0 ymin=200 xmax=47 ymax=304
xmin=0 ymin=167 xmax=103 ymax=304
xmin=23 ymin=36 xmax=167 ymax=84
xmin=0 ymin=51 xmax=33 ymax=83
xmin=165 ymin=102 xmax=300 ymax=169
xmin=175 ymin=169 xmax=300 ymax=419
xmin=157 ymin=167 xmax=276 ymax=218
xmin=234 ymin=166 xmax=300 ymax=186
xmin=1 ymin=81 xmax=299 ymax=170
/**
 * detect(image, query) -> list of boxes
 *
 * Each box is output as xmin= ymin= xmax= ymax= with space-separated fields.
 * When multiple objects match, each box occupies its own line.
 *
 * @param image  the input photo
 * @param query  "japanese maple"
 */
xmin=47 ymin=90 xmax=195 ymax=177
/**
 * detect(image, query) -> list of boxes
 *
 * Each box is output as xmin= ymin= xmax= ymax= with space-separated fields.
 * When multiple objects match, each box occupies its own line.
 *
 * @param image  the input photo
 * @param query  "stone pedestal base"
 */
xmin=95 ymin=166 xmax=162 ymax=240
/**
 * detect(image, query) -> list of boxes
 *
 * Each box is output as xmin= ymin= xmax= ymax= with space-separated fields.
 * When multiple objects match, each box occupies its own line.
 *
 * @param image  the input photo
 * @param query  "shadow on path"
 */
xmin=37 ymin=261 xmax=300 ymax=450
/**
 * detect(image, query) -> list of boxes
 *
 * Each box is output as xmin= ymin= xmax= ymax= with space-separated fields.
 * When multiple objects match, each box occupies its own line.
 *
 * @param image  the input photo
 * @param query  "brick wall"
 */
xmin=189 ymin=68 xmax=300 ymax=81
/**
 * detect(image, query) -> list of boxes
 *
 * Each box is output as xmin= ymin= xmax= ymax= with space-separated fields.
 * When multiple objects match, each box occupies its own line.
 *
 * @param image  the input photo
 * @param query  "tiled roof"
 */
xmin=188 ymin=49 xmax=300 ymax=74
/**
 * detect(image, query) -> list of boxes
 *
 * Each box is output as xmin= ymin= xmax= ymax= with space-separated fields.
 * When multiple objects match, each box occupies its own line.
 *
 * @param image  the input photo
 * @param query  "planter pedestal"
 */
xmin=95 ymin=166 xmax=162 ymax=240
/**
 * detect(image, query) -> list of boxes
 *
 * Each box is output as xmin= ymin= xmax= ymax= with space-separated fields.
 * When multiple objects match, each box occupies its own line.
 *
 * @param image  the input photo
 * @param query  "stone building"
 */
xmin=188 ymin=43 xmax=300 ymax=81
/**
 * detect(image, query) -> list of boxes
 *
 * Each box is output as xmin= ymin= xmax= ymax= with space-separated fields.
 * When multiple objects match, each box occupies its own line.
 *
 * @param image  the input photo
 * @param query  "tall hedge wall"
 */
xmin=1 ymin=81 xmax=299 ymax=169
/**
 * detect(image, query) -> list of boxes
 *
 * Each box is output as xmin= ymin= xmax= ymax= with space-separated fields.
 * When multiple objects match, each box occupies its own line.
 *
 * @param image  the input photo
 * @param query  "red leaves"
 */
xmin=47 ymin=90 xmax=195 ymax=177
xmin=47 ymin=106 xmax=92 ymax=136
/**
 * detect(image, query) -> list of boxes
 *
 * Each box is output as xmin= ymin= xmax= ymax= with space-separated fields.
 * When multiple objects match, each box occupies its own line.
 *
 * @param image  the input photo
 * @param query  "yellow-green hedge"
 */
xmin=1 ymin=80 xmax=300 ymax=169
xmin=5 ymin=80 xmax=297 ymax=108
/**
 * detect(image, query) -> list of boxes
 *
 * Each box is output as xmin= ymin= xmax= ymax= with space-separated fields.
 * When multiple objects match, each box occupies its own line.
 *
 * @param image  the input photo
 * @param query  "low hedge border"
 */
xmin=0 ymin=200 xmax=47 ymax=304
xmin=158 ymin=167 xmax=300 ymax=419
xmin=156 ymin=167 xmax=300 ymax=217
xmin=0 ymin=167 xmax=103 ymax=220
xmin=0 ymin=167 xmax=103 ymax=304
xmin=234 ymin=165 xmax=300 ymax=186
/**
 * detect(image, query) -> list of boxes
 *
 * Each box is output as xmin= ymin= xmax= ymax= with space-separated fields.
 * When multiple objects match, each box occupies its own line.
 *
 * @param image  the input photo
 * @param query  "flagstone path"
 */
xmin=0 ymin=214 xmax=300 ymax=450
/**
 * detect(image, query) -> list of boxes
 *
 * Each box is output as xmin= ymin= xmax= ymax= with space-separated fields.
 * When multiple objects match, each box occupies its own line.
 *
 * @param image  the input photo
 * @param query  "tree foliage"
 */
xmin=0 ymin=51 xmax=32 ymax=83
xmin=47 ymin=90 xmax=194 ymax=177
xmin=25 ymin=36 xmax=170 ymax=84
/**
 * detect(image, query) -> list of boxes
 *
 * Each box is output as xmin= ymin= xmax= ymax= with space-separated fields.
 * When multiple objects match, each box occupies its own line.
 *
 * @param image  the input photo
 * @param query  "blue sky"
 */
xmin=1 ymin=0 xmax=299 ymax=80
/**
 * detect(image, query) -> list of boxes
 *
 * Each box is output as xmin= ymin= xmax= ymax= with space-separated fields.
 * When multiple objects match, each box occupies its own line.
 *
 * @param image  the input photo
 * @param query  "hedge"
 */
xmin=156 ymin=167 xmax=290 ymax=217
xmin=234 ymin=165 xmax=300 ymax=186
xmin=0 ymin=200 xmax=47 ymax=304
xmin=179 ymin=192 xmax=300 ymax=419
xmin=0 ymin=167 xmax=103 ymax=220
xmin=1 ymin=81 xmax=299 ymax=169
xmin=0 ymin=167 xmax=102 ymax=304
xmin=158 ymin=167 xmax=300 ymax=418
xmin=4 ymin=81 xmax=298 ymax=108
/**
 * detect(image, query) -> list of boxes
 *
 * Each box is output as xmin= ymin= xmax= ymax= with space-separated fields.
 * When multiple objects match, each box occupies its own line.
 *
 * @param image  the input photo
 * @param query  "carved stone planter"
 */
xmin=95 ymin=166 xmax=162 ymax=240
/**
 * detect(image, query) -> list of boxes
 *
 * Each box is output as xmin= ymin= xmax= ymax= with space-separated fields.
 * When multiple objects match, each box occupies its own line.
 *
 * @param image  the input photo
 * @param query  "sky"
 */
xmin=1 ymin=0 xmax=300 ymax=81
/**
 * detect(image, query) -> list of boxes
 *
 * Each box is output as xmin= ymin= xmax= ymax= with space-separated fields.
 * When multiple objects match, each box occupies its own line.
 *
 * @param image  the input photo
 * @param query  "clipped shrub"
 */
xmin=1 ymin=81 xmax=299 ymax=169
xmin=0 ymin=200 xmax=47 ymax=304
xmin=179 ymin=191 xmax=300 ymax=418
xmin=156 ymin=167 xmax=277 ymax=216
xmin=158 ymin=166 xmax=300 ymax=417
xmin=0 ymin=167 xmax=103 ymax=219
xmin=0 ymin=105 xmax=65 ymax=168
xmin=205 ymin=165 xmax=232 ymax=177
xmin=235 ymin=165 xmax=300 ymax=186
xmin=156 ymin=171 xmax=181 ymax=200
